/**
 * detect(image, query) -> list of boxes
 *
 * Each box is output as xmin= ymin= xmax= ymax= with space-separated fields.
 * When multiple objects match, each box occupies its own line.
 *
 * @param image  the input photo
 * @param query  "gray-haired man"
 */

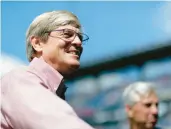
xmin=123 ymin=82 xmax=160 ymax=129
xmin=1 ymin=10 xmax=93 ymax=129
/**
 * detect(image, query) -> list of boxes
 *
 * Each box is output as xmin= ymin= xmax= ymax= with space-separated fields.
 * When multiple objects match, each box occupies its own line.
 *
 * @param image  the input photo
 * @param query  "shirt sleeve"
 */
xmin=1 ymin=72 xmax=94 ymax=129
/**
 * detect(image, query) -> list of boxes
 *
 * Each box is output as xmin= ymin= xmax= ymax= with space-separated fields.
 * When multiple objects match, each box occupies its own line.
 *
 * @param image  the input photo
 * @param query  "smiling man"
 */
xmin=1 ymin=10 xmax=94 ymax=129
xmin=123 ymin=82 xmax=161 ymax=129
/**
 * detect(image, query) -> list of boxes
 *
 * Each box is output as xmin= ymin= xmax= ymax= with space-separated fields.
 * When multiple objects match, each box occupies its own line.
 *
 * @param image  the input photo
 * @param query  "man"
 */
xmin=123 ymin=82 xmax=160 ymax=129
xmin=1 ymin=10 xmax=94 ymax=129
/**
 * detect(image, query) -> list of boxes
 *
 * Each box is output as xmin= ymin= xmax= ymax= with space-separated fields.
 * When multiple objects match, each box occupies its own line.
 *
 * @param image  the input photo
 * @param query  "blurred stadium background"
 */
xmin=64 ymin=41 xmax=171 ymax=129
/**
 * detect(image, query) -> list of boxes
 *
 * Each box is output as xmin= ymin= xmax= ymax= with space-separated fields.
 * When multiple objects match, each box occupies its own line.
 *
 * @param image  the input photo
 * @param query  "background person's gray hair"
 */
xmin=123 ymin=82 xmax=156 ymax=106
xmin=26 ymin=10 xmax=81 ymax=62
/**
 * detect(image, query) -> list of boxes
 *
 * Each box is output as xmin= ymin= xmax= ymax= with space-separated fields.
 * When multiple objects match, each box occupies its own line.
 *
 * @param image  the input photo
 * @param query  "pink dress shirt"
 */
xmin=1 ymin=57 xmax=94 ymax=129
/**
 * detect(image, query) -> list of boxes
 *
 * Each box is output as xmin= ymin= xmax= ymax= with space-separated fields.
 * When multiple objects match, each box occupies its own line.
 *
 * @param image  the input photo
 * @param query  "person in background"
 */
xmin=122 ymin=82 xmax=161 ymax=129
xmin=1 ymin=10 xmax=94 ymax=129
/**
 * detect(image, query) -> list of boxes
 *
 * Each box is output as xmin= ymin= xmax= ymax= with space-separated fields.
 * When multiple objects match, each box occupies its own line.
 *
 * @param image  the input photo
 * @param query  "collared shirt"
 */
xmin=1 ymin=57 xmax=94 ymax=129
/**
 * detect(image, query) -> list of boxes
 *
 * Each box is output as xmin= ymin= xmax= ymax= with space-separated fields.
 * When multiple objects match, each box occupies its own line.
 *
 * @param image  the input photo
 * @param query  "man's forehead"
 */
xmin=140 ymin=93 xmax=159 ymax=103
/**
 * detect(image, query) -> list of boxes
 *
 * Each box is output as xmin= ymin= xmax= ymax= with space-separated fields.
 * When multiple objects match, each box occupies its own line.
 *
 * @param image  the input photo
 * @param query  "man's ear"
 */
xmin=125 ymin=104 xmax=133 ymax=118
xmin=30 ymin=36 xmax=43 ymax=53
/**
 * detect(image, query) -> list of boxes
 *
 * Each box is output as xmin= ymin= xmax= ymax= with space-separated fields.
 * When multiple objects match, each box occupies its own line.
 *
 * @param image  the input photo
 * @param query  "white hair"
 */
xmin=123 ymin=82 xmax=156 ymax=106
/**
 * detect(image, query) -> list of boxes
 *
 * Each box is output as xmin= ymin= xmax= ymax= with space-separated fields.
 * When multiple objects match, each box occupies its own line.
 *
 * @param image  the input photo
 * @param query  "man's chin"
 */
xmin=64 ymin=63 xmax=80 ymax=74
xmin=70 ymin=60 xmax=80 ymax=68
xmin=70 ymin=64 xmax=80 ymax=72
xmin=146 ymin=122 xmax=156 ymax=129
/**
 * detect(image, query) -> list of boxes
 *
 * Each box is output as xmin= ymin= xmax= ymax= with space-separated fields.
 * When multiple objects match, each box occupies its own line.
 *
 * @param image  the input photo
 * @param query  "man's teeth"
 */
xmin=68 ymin=51 xmax=79 ymax=55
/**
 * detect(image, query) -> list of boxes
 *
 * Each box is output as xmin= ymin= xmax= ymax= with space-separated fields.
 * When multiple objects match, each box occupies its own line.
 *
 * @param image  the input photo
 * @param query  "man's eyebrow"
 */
xmin=143 ymin=100 xmax=158 ymax=104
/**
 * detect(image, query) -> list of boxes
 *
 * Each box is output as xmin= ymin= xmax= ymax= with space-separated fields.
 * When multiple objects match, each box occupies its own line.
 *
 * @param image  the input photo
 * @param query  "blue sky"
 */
xmin=2 ymin=1 xmax=171 ymax=66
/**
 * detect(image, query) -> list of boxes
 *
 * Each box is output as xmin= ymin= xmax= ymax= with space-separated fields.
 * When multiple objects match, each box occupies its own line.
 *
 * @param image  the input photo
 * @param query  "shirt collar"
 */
xmin=29 ymin=57 xmax=63 ymax=92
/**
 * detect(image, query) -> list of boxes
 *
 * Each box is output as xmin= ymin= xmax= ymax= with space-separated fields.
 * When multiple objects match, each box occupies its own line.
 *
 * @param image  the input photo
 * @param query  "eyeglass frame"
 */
xmin=45 ymin=28 xmax=89 ymax=43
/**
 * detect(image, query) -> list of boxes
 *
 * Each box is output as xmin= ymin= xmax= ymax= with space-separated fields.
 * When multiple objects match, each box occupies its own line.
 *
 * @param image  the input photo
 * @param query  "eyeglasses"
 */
xmin=47 ymin=29 xmax=89 ymax=43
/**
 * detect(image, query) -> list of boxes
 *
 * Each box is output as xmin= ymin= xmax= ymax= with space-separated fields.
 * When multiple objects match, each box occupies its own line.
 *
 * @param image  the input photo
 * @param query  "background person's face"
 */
xmin=130 ymin=92 xmax=159 ymax=128
xmin=41 ymin=25 xmax=83 ymax=75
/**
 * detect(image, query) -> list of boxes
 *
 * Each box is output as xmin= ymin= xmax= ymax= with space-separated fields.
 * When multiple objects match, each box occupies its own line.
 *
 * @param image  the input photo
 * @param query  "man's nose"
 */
xmin=72 ymin=35 xmax=82 ymax=46
xmin=151 ymin=105 xmax=158 ymax=115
